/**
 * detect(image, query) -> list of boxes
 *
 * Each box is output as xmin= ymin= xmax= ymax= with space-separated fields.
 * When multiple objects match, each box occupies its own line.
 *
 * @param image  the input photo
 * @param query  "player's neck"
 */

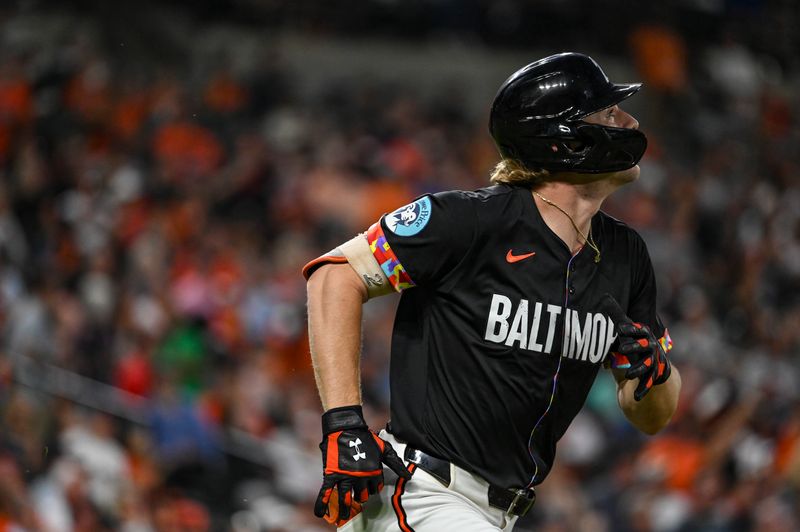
xmin=532 ymin=182 xmax=608 ymax=255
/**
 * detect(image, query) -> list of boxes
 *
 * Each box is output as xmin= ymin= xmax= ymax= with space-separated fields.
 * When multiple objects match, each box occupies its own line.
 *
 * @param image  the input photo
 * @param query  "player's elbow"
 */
xmin=622 ymin=404 xmax=674 ymax=435
xmin=636 ymin=417 xmax=669 ymax=436
xmin=618 ymin=373 xmax=681 ymax=435
xmin=307 ymin=262 xmax=368 ymax=304
xmin=618 ymin=393 xmax=667 ymax=433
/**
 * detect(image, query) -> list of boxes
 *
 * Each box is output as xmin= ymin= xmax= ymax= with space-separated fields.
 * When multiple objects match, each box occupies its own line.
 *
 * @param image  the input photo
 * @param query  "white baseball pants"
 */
xmin=338 ymin=431 xmax=519 ymax=532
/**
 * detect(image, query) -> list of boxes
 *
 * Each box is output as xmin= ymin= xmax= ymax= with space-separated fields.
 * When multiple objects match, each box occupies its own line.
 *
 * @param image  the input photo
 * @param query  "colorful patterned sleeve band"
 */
xmin=367 ymin=221 xmax=415 ymax=292
xmin=658 ymin=328 xmax=673 ymax=353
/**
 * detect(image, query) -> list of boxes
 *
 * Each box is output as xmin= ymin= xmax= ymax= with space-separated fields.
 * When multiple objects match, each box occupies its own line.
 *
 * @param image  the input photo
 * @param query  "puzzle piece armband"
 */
xmin=302 ymin=234 xmax=393 ymax=299
xmin=339 ymin=233 xmax=394 ymax=299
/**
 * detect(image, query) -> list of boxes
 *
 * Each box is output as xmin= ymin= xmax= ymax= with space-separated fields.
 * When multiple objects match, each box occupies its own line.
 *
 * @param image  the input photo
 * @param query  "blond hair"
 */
xmin=489 ymin=158 xmax=550 ymax=187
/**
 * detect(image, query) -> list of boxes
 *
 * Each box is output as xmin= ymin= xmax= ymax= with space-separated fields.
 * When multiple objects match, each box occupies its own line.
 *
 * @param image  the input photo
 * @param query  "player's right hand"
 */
xmin=314 ymin=405 xmax=411 ymax=526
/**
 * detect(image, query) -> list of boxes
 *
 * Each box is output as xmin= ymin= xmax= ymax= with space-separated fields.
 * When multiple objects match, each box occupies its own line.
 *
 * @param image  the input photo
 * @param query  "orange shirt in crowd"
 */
xmin=630 ymin=25 xmax=688 ymax=93
xmin=0 ymin=77 xmax=32 ymax=125
xmin=153 ymin=122 xmax=223 ymax=180
xmin=638 ymin=435 xmax=706 ymax=491
xmin=204 ymin=72 xmax=248 ymax=114
xmin=0 ymin=74 xmax=32 ymax=161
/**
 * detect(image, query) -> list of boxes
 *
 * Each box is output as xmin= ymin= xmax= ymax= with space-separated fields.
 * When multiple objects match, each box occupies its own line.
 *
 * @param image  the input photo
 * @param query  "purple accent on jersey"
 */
xmin=525 ymin=251 xmax=580 ymax=488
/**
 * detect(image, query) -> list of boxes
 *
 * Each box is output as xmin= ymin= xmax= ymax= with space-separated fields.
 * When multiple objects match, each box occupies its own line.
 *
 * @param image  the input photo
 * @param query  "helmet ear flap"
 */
xmin=573 ymin=123 xmax=647 ymax=172
xmin=547 ymin=122 xmax=590 ymax=158
xmin=560 ymin=138 xmax=590 ymax=156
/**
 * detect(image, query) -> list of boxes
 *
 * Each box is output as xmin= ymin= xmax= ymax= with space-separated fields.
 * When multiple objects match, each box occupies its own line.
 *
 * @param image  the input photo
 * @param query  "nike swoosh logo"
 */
xmin=506 ymin=249 xmax=536 ymax=263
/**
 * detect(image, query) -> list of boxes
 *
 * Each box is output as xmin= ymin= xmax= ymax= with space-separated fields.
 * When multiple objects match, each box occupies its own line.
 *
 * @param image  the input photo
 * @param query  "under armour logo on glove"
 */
xmin=600 ymin=294 xmax=672 ymax=401
xmin=314 ymin=405 xmax=411 ymax=526
xmin=349 ymin=438 xmax=366 ymax=461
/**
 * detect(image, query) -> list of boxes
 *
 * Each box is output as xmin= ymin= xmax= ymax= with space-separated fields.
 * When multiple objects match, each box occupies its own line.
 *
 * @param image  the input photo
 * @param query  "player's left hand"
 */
xmin=601 ymin=294 xmax=671 ymax=401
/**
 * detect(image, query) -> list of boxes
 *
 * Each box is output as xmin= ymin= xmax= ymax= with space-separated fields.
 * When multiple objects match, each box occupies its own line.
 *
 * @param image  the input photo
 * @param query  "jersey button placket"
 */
xmin=568 ymin=284 xmax=575 ymax=295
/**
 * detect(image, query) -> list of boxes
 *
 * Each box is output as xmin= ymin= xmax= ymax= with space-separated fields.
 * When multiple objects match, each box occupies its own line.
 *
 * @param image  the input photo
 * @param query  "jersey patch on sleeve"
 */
xmin=385 ymin=197 xmax=432 ymax=236
xmin=367 ymin=222 xmax=415 ymax=292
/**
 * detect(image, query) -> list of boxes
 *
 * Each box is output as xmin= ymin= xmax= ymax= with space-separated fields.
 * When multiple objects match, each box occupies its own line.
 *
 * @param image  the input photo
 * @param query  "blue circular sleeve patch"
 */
xmin=384 ymin=197 xmax=432 ymax=236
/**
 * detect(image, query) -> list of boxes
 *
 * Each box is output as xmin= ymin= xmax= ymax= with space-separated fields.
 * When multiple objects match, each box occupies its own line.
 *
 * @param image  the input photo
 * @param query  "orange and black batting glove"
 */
xmin=601 ymin=294 xmax=671 ymax=402
xmin=314 ymin=405 xmax=411 ymax=526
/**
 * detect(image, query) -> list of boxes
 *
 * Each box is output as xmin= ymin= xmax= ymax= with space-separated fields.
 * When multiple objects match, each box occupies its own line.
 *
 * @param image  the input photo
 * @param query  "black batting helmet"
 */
xmin=489 ymin=52 xmax=647 ymax=174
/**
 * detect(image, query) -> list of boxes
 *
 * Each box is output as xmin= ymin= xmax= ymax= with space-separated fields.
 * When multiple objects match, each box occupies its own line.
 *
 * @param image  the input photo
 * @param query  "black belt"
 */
xmin=404 ymin=447 xmax=536 ymax=517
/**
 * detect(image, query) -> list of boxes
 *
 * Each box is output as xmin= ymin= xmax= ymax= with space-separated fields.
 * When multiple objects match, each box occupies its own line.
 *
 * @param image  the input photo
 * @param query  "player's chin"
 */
xmin=610 ymin=164 xmax=640 ymax=186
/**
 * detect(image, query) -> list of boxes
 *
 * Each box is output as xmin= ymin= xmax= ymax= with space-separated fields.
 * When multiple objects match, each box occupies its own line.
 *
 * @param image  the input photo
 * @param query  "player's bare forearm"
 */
xmin=615 ymin=363 xmax=681 ymax=435
xmin=307 ymin=263 xmax=368 ymax=411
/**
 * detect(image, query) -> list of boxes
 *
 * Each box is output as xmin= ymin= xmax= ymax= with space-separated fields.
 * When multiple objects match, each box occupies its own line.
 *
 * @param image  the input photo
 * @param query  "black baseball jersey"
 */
xmin=365 ymin=184 xmax=671 ymax=489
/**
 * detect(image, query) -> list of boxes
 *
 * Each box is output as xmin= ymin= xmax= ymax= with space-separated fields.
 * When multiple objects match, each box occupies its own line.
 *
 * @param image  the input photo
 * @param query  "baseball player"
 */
xmin=303 ymin=52 xmax=681 ymax=531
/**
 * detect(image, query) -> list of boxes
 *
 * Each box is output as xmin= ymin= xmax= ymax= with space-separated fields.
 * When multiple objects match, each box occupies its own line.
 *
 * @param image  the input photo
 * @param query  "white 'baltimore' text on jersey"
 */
xmin=484 ymin=294 xmax=617 ymax=364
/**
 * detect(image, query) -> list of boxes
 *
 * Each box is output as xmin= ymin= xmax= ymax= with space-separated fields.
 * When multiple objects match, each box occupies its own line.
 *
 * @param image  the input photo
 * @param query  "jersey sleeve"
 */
xmin=367 ymin=191 xmax=476 ymax=291
xmin=626 ymin=233 xmax=673 ymax=353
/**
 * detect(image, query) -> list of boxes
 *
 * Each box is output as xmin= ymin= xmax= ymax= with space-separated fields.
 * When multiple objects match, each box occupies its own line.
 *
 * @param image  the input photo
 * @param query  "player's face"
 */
xmin=583 ymin=104 xmax=639 ymax=130
xmin=581 ymin=104 xmax=641 ymax=184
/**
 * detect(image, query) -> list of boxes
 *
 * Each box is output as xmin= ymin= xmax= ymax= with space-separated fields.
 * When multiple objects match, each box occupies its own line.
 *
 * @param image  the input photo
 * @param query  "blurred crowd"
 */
xmin=0 ymin=3 xmax=799 ymax=532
